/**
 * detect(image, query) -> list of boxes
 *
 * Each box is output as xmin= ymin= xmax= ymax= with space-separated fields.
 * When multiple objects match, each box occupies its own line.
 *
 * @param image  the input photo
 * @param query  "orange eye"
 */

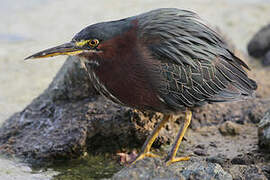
xmin=89 ymin=39 xmax=99 ymax=47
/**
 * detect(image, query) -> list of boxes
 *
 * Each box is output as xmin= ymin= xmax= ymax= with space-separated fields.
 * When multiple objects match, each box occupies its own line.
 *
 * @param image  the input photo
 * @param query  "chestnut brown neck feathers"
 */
xmin=80 ymin=21 xmax=167 ymax=112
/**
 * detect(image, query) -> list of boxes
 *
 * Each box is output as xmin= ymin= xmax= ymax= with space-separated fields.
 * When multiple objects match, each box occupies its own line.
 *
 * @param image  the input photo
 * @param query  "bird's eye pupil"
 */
xmin=90 ymin=40 xmax=96 ymax=45
xmin=89 ymin=39 xmax=99 ymax=47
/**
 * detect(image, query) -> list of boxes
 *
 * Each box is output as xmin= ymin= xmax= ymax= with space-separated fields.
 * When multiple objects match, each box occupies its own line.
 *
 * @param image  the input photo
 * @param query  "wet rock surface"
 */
xmin=0 ymin=56 xmax=178 ymax=164
xmin=0 ymin=56 xmax=269 ymax=179
xmin=0 ymin=57 xmax=144 ymax=164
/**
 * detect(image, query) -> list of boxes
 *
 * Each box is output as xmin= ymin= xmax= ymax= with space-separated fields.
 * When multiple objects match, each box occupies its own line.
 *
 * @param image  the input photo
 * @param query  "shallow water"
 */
xmin=50 ymin=154 xmax=122 ymax=179
xmin=0 ymin=154 xmax=122 ymax=180
xmin=0 ymin=156 xmax=58 ymax=180
xmin=1 ymin=0 xmax=270 ymax=179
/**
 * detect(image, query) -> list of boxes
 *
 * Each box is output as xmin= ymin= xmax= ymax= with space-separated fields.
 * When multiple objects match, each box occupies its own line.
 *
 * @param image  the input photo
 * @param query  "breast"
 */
xmin=86 ymin=25 xmax=166 ymax=112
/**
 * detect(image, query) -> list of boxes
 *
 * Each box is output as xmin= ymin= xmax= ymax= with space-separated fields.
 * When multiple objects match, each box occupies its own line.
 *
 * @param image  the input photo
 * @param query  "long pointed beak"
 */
xmin=25 ymin=42 xmax=83 ymax=60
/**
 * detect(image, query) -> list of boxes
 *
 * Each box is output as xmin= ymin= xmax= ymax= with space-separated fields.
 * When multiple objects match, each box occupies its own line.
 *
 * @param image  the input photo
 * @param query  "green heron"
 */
xmin=25 ymin=8 xmax=257 ymax=165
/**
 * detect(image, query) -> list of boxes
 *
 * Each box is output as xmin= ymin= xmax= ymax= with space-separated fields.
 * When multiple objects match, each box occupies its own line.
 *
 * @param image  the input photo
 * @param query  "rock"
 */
xmin=179 ymin=161 xmax=232 ymax=180
xmin=0 ymin=56 xmax=175 ymax=164
xmin=258 ymin=109 xmax=270 ymax=151
xmin=231 ymin=153 xmax=255 ymax=165
xmin=247 ymin=102 xmax=267 ymax=124
xmin=209 ymin=141 xmax=218 ymax=148
xmin=206 ymin=154 xmax=230 ymax=167
xmin=111 ymin=158 xmax=232 ymax=180
xmin=0 ymin=55 xmax=267 ymax=164
xmin=190 ymin=99 xmax=267 ymax=130
xmin=261 ymin=164 xmax=270 ymax=179
xmin=219 ymin=121 xmax=241 ymax=136
xmin=195 ymin=144 xmax=205 ymax=149
xmin=194 ymin=149 xmax=208 ymax=156
xmin=228 ymin=165 xmax=267 ymax=180
xmin=247 ymin=24 xmax=270 ymax=58
xmin=262 ymin=51 xmax=270 ymax=66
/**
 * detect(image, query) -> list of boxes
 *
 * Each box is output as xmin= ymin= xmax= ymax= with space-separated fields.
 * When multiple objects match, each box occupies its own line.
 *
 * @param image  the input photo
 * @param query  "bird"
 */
xmin=25 ymin=8 xmax=257 ymax=165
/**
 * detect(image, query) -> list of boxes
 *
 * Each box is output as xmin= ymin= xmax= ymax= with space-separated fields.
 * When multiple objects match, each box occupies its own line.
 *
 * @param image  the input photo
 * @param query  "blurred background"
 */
xmin=0 ymin=0 xmax=270 ymax=125
xmin=0 ymin=0 xmax=270 ymax=179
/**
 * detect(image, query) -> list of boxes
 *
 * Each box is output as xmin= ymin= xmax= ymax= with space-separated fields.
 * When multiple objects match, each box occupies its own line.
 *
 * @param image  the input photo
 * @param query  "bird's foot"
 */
xmin=165 ymin=156 xmax=190 ymax=166
xmin=131 ymin=151 xmax=160 ymax=165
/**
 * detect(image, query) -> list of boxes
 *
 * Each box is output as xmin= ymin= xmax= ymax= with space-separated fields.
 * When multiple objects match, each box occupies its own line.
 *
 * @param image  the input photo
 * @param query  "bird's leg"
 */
xmin=165 ymin=109 xmax=192 ymax=166
xmin=131 ymin=114 xmax=171 ymax=164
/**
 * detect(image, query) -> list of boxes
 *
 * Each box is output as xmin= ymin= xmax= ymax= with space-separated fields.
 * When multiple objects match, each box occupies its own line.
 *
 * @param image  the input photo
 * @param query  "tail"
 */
xmin=209 ymin=54 xmax=257 ymax=102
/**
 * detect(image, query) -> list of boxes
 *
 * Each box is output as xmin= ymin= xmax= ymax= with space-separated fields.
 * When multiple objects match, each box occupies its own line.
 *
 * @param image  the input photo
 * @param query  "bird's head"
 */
xmin=25 ymin=18 xmax=134 ymax=63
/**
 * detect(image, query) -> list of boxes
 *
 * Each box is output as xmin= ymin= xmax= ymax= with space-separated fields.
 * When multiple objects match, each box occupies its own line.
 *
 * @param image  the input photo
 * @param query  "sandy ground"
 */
xmin=1 ymin=0 xmax=270 ymax=125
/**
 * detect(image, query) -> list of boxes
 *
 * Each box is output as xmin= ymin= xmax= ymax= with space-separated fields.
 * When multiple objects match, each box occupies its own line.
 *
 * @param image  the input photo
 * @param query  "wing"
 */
xmin=138 ymin=8 xmax=257 ymax=111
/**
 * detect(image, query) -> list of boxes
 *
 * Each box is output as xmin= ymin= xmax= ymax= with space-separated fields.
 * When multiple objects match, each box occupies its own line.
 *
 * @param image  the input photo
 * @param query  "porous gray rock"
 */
xmin=111 ymin=157 xmax=232 ymax=180
xmin=228 ymin=165 xmax=267 ymax=180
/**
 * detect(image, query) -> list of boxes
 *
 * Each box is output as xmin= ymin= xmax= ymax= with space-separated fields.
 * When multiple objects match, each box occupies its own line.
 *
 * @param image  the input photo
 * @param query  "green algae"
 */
xmin=51 ymin=154 xmax=122 ymax=180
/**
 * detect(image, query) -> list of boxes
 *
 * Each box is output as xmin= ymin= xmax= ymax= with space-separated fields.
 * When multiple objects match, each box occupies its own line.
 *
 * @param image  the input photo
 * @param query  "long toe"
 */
xmin=165 ymin=156 xmax=190 ymax=166
xmin=131 ymin=152 xmax=161 ymax=165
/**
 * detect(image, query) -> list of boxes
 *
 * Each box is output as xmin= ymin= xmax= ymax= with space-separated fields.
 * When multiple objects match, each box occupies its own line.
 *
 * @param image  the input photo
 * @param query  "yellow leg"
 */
xmin=166 ymin=109 xmax=192 ymax=166
xmin=132 ymin=114 xmax=171 ymax=164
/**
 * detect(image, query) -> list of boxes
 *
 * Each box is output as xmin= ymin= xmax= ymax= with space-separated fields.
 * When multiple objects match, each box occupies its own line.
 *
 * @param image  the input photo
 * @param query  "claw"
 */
xmin=130 ymin=114 xmax=171 ymax=165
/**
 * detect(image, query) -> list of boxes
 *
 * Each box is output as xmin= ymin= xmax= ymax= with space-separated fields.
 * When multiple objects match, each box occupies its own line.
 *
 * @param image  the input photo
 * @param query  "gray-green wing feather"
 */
xmin=138 ymin=8 xmax=257 ymax=111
